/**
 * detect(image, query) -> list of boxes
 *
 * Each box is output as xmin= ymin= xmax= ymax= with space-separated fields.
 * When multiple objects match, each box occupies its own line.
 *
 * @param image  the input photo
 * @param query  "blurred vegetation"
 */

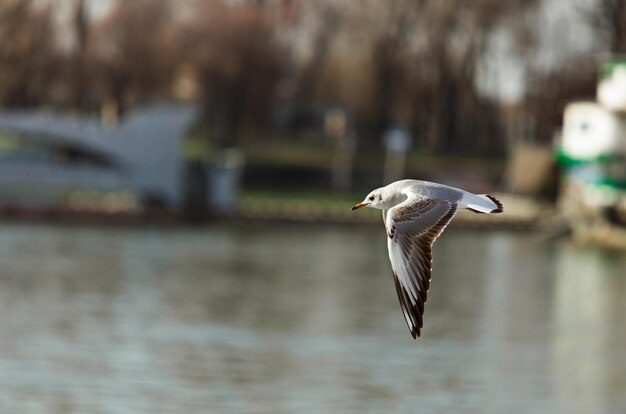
xmin=0 ymin=0 xmax=623 ymax=156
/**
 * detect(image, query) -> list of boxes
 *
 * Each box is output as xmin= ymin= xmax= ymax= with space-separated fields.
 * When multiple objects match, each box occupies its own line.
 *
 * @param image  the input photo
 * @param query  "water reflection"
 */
xmin=0 ymin=222 xmax=624 ymax=414
xmin=552 ymin=245 xmax=626 ymax=414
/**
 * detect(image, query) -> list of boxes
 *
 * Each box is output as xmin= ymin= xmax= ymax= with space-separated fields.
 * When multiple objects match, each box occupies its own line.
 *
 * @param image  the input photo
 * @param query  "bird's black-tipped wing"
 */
xmin=385 ymin=198 xmax=458 ymax=339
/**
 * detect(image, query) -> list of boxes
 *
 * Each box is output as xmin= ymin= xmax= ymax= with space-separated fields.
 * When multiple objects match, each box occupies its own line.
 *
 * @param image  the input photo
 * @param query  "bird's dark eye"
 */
xmin=369 ymin=196 xmax=375 ymax=201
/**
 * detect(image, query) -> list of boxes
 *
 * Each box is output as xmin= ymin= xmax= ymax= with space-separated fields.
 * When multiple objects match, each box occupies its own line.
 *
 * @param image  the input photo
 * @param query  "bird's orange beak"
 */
xmin=352 ymin=203 xmax=367 ymax=211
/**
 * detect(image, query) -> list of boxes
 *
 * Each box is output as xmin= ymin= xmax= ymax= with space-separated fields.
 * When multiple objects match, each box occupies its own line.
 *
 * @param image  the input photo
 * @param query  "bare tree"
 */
xmin=587 ymin=0 xmax=626 ymax=53
xmin=176 ymin=0 xmax=283 ymax=147
xmin=0 ymin=0 xmax=551 ymax=155
xmin=368 ymin=0 xmax=414 ymax=136
xmin=0 ymin=0 xmax=60 ymax=107
xmin=293 ymin=3 xmax=342 ymax=104
xmin=515 ymin=1 xmax=621 ymax=144
xmin=525 ymin=60 xmax=597 ymax=144
xmin=88 ymin=0 xmax=175 ymax=114
xmin=69 ymin=0 xmax=89 ymax=110
xmin=345 ymin=0 xmax=541 ymax=153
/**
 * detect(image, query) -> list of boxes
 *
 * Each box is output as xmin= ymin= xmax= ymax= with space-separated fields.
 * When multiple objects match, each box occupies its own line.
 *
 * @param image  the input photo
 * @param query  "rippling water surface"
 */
xmin=0 ymin=222 xmax=625 ymax=414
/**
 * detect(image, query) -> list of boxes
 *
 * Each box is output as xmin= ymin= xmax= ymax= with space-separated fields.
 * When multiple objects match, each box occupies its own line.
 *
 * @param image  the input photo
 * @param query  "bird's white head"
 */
xmin=352 ymin=187 xmax=387 ymax=210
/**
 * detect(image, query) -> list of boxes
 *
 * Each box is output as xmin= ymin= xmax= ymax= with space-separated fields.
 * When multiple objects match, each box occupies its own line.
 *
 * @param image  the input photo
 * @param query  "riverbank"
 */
xmin=0 ymin=192 xmax=556 ymax=231
xmin=233 ymin=192 xmax=556 ymax=230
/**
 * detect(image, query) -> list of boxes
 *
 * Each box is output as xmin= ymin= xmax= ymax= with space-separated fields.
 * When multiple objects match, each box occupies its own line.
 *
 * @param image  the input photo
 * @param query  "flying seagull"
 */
xmin=352 ymin=179 xmax=503 ymax=339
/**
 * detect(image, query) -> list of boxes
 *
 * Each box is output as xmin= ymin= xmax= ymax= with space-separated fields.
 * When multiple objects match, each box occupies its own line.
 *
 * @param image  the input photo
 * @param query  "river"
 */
xmin=0 ymin=222 xmax=625 ymax=414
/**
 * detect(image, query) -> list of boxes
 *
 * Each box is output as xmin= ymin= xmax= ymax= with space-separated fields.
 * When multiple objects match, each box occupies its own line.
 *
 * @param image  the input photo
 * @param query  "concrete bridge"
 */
xmin=0 ymin=104 xmax=197 ymax=210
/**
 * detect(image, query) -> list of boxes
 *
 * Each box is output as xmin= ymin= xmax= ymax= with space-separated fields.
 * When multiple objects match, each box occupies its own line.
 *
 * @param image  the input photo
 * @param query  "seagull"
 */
xmin=352 ymin=179 xmax=503 ymax=339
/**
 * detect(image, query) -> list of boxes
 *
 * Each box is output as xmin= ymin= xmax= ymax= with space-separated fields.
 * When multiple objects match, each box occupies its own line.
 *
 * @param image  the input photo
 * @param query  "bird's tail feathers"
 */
xmin=462 ymin=194 xmax=503 ymax=214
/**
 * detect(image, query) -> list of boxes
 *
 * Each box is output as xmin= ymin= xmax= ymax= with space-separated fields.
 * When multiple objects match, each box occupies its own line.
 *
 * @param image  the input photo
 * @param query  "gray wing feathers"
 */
xmin=386 ymin=198 xmax=457 ymax=339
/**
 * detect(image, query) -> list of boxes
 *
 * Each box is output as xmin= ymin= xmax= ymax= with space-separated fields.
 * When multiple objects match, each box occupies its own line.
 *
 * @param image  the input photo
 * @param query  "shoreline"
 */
xmin=0 ymin=193 xmax=554 ymax=232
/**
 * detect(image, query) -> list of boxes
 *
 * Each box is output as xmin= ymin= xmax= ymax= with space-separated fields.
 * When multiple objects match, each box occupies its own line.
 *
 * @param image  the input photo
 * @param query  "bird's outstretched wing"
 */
xmin=385 ymin=197 xmax=458 ymax=339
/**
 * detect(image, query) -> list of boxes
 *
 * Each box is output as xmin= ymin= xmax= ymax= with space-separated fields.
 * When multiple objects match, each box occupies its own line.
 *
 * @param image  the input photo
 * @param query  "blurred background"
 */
xmin=1 ymin=0 xmax=626 ymax=413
